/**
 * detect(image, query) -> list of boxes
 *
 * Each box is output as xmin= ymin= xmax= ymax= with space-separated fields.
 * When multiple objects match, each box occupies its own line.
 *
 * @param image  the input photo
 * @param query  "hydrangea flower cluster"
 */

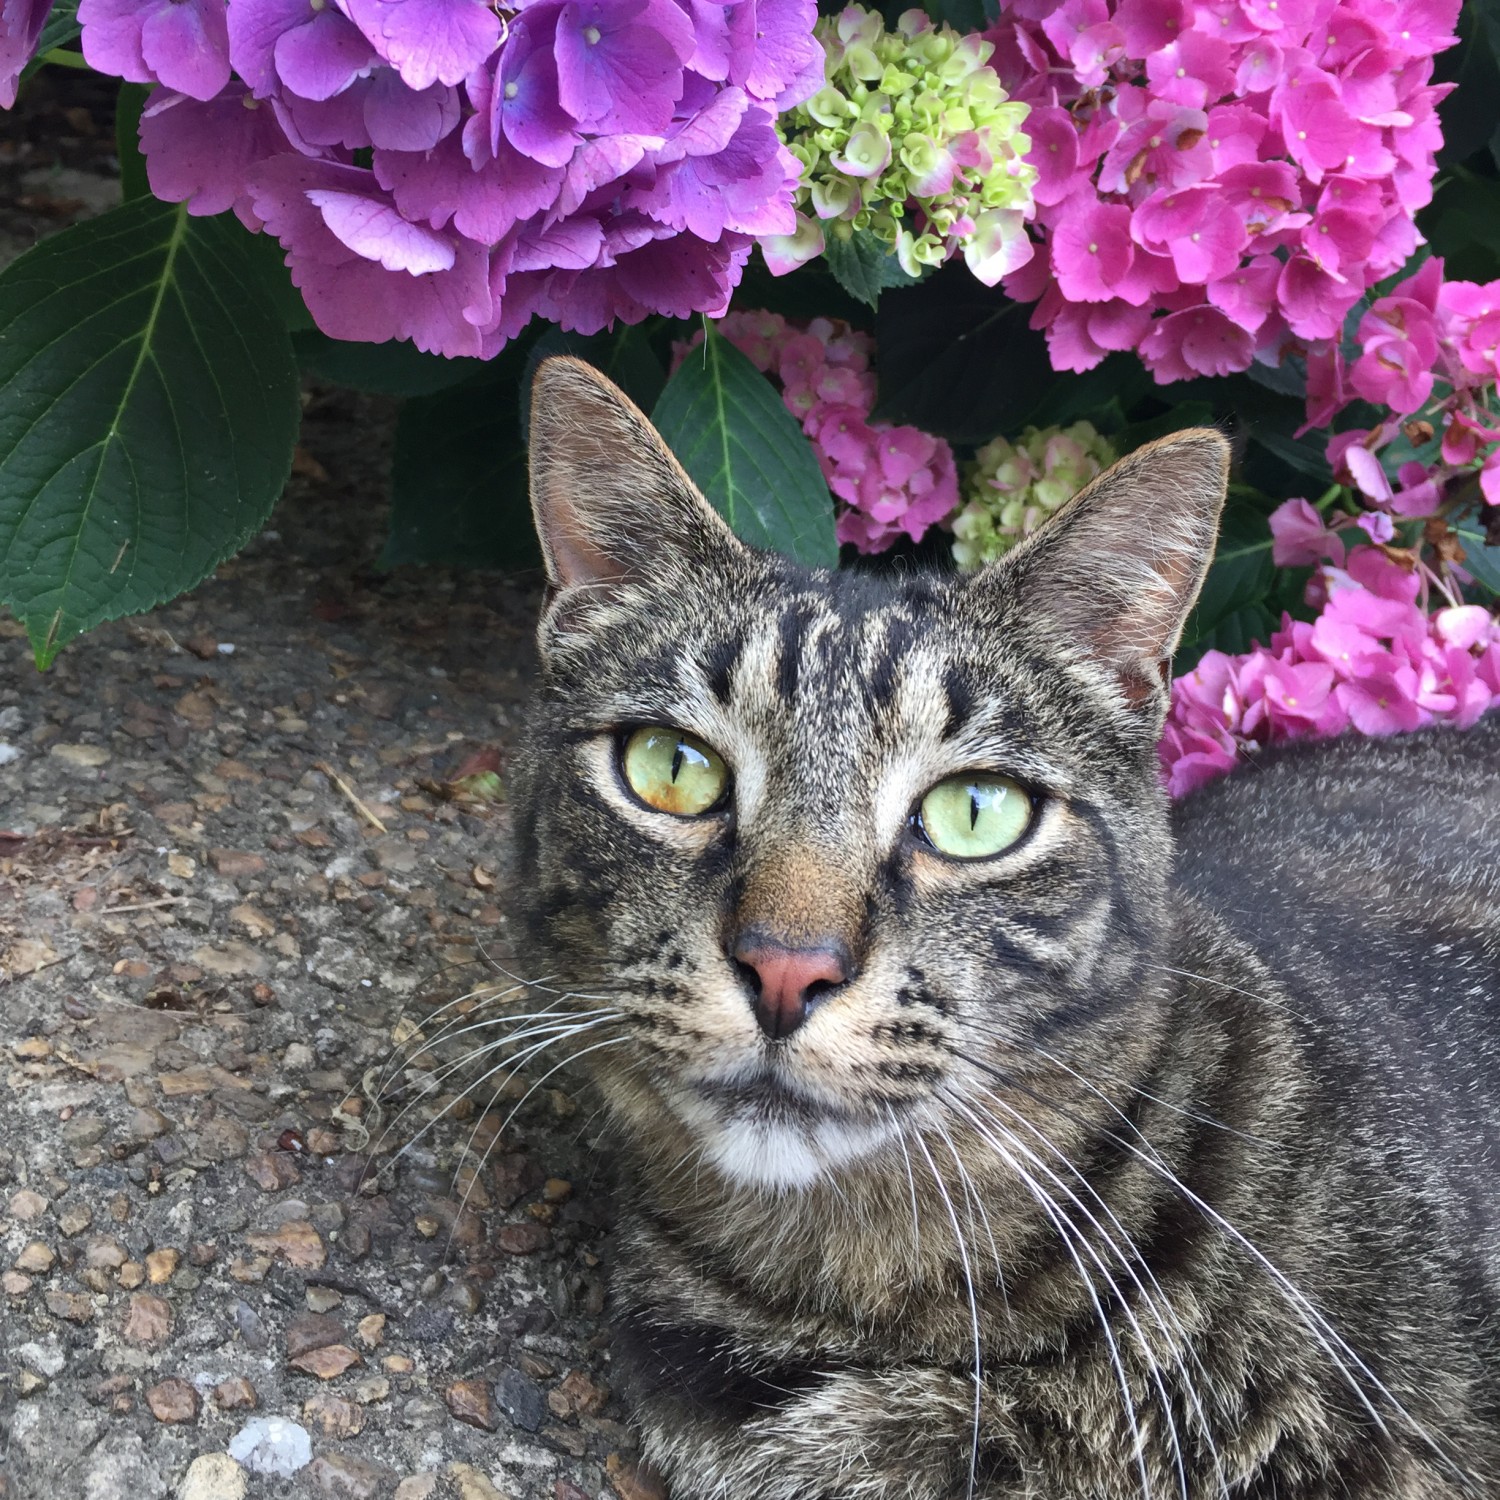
xmin=950 ymin=419 xmax=1115 ymax=567
xmin=680 ymin=309 xmax=959 ymax=551
xmin=47 ymin=0 xmax=823 ymax=355
xmin=984 ymin=0 xmax=1461 ymax=385
xmin=1307 ymin=256 xmax=1500 ymax=518
xmin=1162 ymin=545 xmax=1500 ymax=797
xmin=767 ymin=5 xmax=1038 ymax=285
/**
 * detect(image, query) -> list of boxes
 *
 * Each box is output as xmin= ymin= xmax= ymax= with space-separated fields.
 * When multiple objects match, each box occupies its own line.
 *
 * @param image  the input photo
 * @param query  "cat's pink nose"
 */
xmin=731 ymin=935 xmax=849 ymax=1040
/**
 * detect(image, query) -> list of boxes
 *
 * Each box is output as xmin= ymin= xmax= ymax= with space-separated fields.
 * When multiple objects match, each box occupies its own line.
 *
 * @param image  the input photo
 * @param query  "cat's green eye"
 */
xmin=620 ymin=726 xmax=730 ymax=817
xmin=916 ymin=774 xmax=1032 ymax=860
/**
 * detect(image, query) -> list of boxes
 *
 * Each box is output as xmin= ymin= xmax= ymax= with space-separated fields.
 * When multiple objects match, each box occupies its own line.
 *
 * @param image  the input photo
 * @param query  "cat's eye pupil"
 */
xmin=621 ymin=726 xmax=729 ymax=818
xmin=917 ymin=773 xmax=1032 ymax=860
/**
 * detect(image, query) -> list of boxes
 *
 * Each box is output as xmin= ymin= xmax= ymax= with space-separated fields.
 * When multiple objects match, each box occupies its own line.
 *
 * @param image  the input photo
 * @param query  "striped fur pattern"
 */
xmin=507 ymin=358 xmax=1500 ymax=1499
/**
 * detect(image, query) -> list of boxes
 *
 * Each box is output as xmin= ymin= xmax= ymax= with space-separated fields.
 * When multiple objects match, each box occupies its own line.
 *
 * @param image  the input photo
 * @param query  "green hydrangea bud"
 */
xmin=778 ymin=4 xmax=1039 ymax=288
xmin=951 ymin=423 xmax=1119 ymax=569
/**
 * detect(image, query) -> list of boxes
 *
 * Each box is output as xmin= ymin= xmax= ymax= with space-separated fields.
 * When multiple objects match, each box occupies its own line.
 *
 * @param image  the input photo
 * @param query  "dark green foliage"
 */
xmin=0 ymin=199 xmax=300 ymax=667
xmin=822 ymin=230 xmax=925 ymax=309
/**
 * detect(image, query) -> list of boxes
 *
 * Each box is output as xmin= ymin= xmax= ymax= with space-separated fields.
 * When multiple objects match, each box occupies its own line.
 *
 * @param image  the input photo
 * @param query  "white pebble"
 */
xmin=227 ymin=1416 xmax=312 ymax=1477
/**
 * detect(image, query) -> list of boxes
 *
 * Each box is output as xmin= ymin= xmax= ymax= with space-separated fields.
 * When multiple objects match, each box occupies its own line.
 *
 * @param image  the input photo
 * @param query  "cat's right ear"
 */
xmin=527 ymin=356 xmax=746 ymax=612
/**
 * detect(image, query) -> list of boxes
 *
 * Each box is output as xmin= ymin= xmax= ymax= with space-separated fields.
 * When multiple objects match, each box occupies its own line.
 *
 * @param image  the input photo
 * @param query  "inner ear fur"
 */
xmin=994 ymin=429 xmax=1231 ymax=706
xmin=527 ymin=356 xmax=746 ymax=599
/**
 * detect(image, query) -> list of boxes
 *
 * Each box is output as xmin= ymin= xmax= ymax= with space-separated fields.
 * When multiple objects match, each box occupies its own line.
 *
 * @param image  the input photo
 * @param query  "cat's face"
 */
xmin=510 ymin=359 xmax=1227 ymax=1193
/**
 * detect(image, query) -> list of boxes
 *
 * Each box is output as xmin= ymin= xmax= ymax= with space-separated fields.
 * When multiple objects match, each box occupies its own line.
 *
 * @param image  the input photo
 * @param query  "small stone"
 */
xmin=56 ymin=1202 xmax=92 ymax=1236
xmin=446 ymin=1280 xmax=483 ymax=1316
xmin=50 ymin=742 xmax=111 ymax=769
xmin=605 ymin=1454 xmax=668 ymax=1500
xmin=146 ymin=1377 xmax=200 ymax=1423
xmin=245 ymin=1219 xmax=325 ymax=1268
xmin=227 ymin=1254 xmax=271 ymax=1283
xmin=209 ymin=849 xmax=267 ymax=877
xmin=17 ymin=1368 xmax=47 ymax=1396
xmin=542 ymin=1178 xmax=572 ymax=1203
xmin=3 ymin=1271 xmax=32 ymax=1296
xmin=307 ymin=1454 xmax=398 ymax=1499
xmin=305 ymin=1285 xmax=343 ymax=1313
xmin=167 ymin=853 xmax=198 ymax=880
xmin=413 ymin=1214 xmax=440 ymax=1238
xmin=8 ymin=1188 xmax=47 ymax=1220
xmin=302 ymin=1391 xmax=366 ymax=1438
xmin=228 ymin=1416 xmax=313 ymax=1477
xmin=12 ymin=1035 xmax=52 ymax=1060
xmin=555 ymin=1483 xmax=591 ymax=1500
xmin=178 ymin=1453 xmax=248 ymax=1500
xmin=394 ymin=1479 xmax=437 ymax=1500
xmin=122 ymin=1292 xmax=172 ymax=1345
xmin=229 ymin=904 xmax=276 ymax=938
xmin=547 ymin=1370 xmax=609 ymax=1420
xmin=355 ymin=1312 xmax=386 ymax=1348
xmin=212 ymin=1377 xmax=259 ymax=1411
xmin=14 ymin=1242 xmax=55 ymax=1274
xmin=447 ymin=1464 xmax=508 ymax=1500
xmin=244 ymin=1151 xmax=301 ymax=1191
xmin=496 ymin=1222 xmax=550 ymax=1256
xmin=350 ymin=1375 xmax=390 ymax=1404
xmin=44 ymin=1287 xmax=94 ymax=1323
xmin=146 ymin=1247 xmax=181 ymax=1284
xmin=494 ymin=1367 xmax=547 ymax=1433
xmin=290 ymin=1344 xmax=362 ymax=1380
xmin=286 ymin=1312 xmax=346 ymax=1358
xmin=119 ymin=1260 xmax=146 ymax=1289
xmin=85 ymin=1236 xmax=128 ymax=1270
xmin=445 ymin=1378 xmax=496 ymax=1432
xmin=382 ymin=1355 xmax=414 ymax=1375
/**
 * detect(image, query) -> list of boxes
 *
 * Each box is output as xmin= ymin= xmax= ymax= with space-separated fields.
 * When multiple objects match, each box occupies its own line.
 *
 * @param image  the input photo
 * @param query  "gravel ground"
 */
xmin=0 ymin=98 xmax=660 ymax=1494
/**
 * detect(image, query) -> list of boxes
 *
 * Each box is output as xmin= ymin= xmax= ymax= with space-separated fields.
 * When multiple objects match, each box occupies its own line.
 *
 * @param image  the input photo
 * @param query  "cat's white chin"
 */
xmin=676 ymin=1093 xmax=896 ymax=1192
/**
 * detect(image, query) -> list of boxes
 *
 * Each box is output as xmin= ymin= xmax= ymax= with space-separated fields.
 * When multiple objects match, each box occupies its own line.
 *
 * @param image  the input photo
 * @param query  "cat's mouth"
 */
xmin=692 ymin=1067 xmax=866 ymax=1125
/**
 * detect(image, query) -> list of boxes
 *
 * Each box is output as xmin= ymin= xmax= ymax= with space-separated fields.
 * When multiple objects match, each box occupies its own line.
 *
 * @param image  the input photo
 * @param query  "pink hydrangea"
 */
xmin=676 ymin=310 xmax=959 ymax=552
xmin=1162 ymin=543 xmax=1499 ymax=797
xmin=986 ymin=0 xmax=1460 ymax=389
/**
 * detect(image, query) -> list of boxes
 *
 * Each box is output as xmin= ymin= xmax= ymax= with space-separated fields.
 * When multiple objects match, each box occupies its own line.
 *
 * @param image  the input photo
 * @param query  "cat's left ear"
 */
xmin=527 ymin=356 xmax=746 ymax=603
xmin=991 ymin=430 xmax=1230 ymax=707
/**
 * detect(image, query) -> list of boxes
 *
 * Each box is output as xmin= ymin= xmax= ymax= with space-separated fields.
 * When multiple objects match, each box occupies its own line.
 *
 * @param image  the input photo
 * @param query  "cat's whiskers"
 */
xmin=939 ymin=1089 xmax=1166 ymax=1500
xmin=951 ymin=1081 xmax=1225 ymax=1500
xmin=911 ymin=1129 xmax=984 ymax=1500
xmin=886 ymin=1106 xmax=924 ymax=1260
xmin=933 ymin=1120 xmax=1008 ymax=1311
xmin=1021 ymin=1047 xmax=1473 ymax=1483
xmin=1143 ymin=961 xmax=1313 ymax=1024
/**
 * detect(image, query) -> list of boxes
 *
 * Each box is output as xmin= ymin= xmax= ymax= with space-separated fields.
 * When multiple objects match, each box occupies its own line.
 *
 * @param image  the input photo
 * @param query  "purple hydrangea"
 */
xmin=61 ymin=0 xmax=819 ymax=355
xmin=1 ymin=0 xmax=54 ymax=108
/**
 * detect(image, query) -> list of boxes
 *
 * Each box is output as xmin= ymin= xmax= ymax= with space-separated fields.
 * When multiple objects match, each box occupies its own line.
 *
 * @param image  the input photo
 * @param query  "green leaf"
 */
xmin=1454 ymin=509 xmax=1500 ymax=596
xmin=874 ymin=263 xmax=1055 ymax=444
xmin=1422 ymin=165 xmax=1500 ymax=283
xmin=115 ymin=82 xmax=151 ymax=203
xmin=652 ymin=326 xmax=838 ymax=566
xmin=1176 ymin=499 xmax=1279 ymax=669
xmin=821 ymin=229 xmax=923 ymax=309
xmin=294 ymin=328 xmax=481 ymax=395
xmin=0 ymin=198 xmax=300 ymax=667
xmin=382 ymin=340 xmax=540 ymax=570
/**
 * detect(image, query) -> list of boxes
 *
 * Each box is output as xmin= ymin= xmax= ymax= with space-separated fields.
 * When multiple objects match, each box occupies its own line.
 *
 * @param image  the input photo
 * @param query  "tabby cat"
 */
xmin=507 ymin=356 xmax=1500 ymax=1499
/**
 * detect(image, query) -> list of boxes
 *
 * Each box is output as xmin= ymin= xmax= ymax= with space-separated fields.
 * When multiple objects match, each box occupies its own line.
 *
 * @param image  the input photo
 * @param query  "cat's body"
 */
xmin=509 ymin=359 xmax=1500 ymax=1499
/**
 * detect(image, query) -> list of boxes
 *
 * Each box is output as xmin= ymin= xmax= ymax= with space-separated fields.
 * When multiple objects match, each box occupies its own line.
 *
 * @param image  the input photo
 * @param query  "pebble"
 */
xmin=145 ymin=1377 xmax=200 ymax=1423
xmin=227 ymin=1416 xmax=313 ymax=1477
xmin=212 ymin=1377 xmax=259 ymax=1411
xmin=45 ymin=1287 xmax=94 ymax=1322
xmin=232 ymin=1300 xmax=269 ymax=1349
xmin=119 ymin=1260 xmax=146 ymax=1289
xmin=302 ymin=1390 xmax=366 ymax=1438
xmin=146 ymin=1248 xmax=181 ymax=1284
xmin=305 ymin=1285 xmax=343 ymax=1313
xmin=448 ymin=1465 xmax=508 ymax=1500
xmin=286 ymin=1311 xmax=345 ymax=1358
xmin=445 ymin=1378 xmax=496 ymax=1432
xmin=177 ymin=1453 xmax=248 ymax=1500
xmin=355 ymin=1312 xmax=386 ymax=1347
xmin=7 ymin=1188 xmax=47 ymax=1220
xmin=14 ymin=1241 xmax=56 ymax=1274
xmin=3 ymin=1270 xmax=34 ymax=1295
xmin=547 ymin=1370 xmax=609 ymax=1420
xmin=122 ymin=1292 xmax=172 ymax=1345
xmin=307 ymin=1453 xmax=398 ymax=1498
xmin=245 ymin=1219 xmax=326 ymax=1269
xmin=394 ymin=1478 xmax=437 ymax=1500
xmin=494 ymin=1367 xmax=547 ymax=1433
xmin=57 ymin=1202 xmax=93 ymax=1236
xmin=496 ymin=1223 xmax=550 ymax=1256
xmin=49 ymin=742 xmax=111 ymax=768
xmin=290 ymin=1344 xmax=362 ymax=1379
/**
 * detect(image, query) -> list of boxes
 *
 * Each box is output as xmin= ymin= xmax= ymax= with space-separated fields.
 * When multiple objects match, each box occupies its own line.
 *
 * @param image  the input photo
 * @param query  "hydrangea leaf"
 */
xmin=295 ymin=329 xmax=483 ymax=396
xmin=1175 ymin=499 xmax=1279 ymax=670
xmin=1454 ymin=511 xmax=1500 ymax=597
xmin=383 ymin=339 xmax=540 ymax=569
xmin=115 ymin=82 xmax=151 ymax=202
xmin=0 ymin=197 xmax=300 ymax=668
xmin=822 ymin=229 xmax=922 ymax=310
xmin=652 ymin=326 xmax=838 ymax=567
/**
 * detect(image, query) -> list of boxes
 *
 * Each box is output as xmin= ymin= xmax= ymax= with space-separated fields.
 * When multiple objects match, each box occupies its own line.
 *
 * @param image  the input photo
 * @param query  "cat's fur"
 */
xmin=508 ymin=356 xmax=1500 ymax=1499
